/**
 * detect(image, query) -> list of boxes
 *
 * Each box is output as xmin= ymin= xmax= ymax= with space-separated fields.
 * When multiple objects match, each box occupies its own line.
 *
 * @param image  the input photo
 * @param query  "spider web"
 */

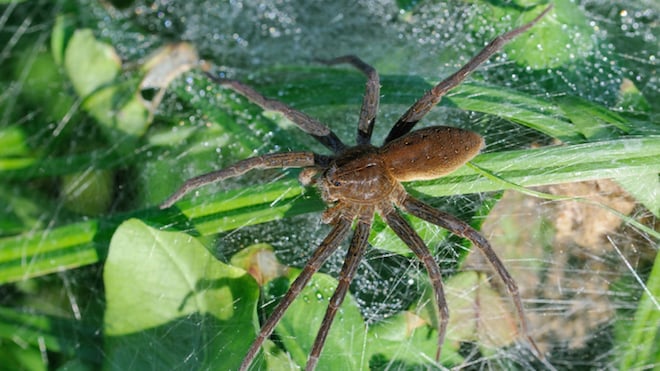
xmin=0 ymin=0 xmax=657 ymax=370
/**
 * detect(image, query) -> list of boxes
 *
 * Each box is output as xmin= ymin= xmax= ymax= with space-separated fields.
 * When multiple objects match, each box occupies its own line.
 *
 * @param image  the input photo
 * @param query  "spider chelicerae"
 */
xmin=161 ymin=5 xmax=553 ymax=370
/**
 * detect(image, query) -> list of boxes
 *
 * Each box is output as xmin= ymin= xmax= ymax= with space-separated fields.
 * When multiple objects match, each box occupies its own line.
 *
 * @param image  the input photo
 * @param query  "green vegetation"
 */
xmin=0 ymin=1 xmax=657 ymax=370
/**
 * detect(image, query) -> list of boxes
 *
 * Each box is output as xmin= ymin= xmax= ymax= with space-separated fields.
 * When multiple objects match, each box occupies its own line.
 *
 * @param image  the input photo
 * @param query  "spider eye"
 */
xmin=333 ymin=181 xmax=341 ymax=187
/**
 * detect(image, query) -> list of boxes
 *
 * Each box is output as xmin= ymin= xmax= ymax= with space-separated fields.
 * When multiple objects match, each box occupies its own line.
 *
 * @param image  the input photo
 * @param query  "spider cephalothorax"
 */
xmin=161 ymin=5 xmax=553 ymax=370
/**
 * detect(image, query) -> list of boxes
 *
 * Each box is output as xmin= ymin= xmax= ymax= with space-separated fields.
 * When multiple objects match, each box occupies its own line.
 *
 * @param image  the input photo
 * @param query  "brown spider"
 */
xmin=161 ymin=5 xmax=553 ymax=370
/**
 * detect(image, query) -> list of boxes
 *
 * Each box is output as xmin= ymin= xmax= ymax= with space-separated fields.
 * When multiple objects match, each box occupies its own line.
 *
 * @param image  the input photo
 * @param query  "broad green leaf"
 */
xmin=63 ymin=29 xmax=152 ymax=150
xmin=64 ymin=30 xmax=121 ymax=98
xmin=103 ymin=218 xmax=259 ymax=370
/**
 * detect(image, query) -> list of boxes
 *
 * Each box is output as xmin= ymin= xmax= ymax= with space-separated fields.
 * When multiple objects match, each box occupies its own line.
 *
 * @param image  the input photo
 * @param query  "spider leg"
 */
xmin=381 ymin=205 xmax=449 ymax=363
xmin=239 ymin=218 xmax=352 ymax=371
xmin=160 ymin=152 xmax=326 ymax=209
xmin=400 ymin=195 xmax=544 ymax=359
xmin=205 ymin=73 xmax=347 ymax=153
xmin=317 ymin=56 xmax=380 ymax=145
xmin=306 ymin=212 xmax=372 ymax=370
xmin=384 ymin=4 xmax=553 ymax=143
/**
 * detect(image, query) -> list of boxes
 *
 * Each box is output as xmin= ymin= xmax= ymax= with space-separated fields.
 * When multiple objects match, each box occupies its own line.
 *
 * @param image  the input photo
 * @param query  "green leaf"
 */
xmin=12 ymin=48 xmax=75 ymax=125
xmin=557 ymin=95 xmax=631 ymax=140
xmin=619 ymin=251 xmax=660 ymax=369
xmin=51 ymin=15 xmax=76 ymax=66
xmin=446 ymin=83 xmax=579 ymax=141
xmin=103 ymin=218 xmax=259 ymax=370
xmin=412 ymin=136 xmax=660 ymax=196
xmin=615 ymin=174 xmax=659 ymax=217
xmin=0 ymin=186 xmax=43 ymax=235
xmin=0 ymin=126 xmax=28 ymax=157
xmin=64 ymin=29 xmax=121 ymax=98
xmin=0 ymin=340 xmax=46 ymax=371
xmin=369 ymin=213 xmax=450 ymax=257
xmin=0 ymin=306 xmax=97 ymax=361
xmin=367 ymin=310 xmax=457 ymax=367
xmin=81 ymin=81 xmax=151 ymax=147
xmin=61 ymin=169 xmax=114 ymax=215
xmin=0 ymin=221 xmax=100 ymax=283
xmin=500 ymin=0 xmax=594 ymax=69
xmin=63 ymin=29 xmax=151 ymax=150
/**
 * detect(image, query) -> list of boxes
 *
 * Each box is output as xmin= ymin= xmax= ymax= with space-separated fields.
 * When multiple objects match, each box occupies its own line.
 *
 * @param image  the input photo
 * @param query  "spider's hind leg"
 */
xmin=401 ymin=195 xmax=546 ymax=361
xmin=238 ymin=218 xmax=352 ymax=371
xmin=380 ymin=203 xmax=449 ymax=363
xmin=317 ymin=55 xmax=380 ymax=145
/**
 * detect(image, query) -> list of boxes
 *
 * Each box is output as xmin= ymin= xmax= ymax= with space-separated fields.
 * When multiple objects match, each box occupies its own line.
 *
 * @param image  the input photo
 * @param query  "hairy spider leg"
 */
xmin=239 ymin=218 xmax=352 ymax=371
xmin=317 ymin=56 xmax=380 ymax=146
xmin=382 ymin=205 xmax=449 ymax=363
xmin=402 ymin=195 xmax=543 ymax=359
xmin=205 ymin=73 xmax=347 ymax=153
xmin=385 ymin=4 xmax=554 ymax=143
xmin=159 ymin=152 xmax=322 ymax=209
xmin=306 ymin=213 xmax=373 ymax=370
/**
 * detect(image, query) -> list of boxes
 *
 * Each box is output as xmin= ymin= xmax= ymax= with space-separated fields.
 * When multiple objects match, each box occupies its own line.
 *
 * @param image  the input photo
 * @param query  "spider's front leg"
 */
xmin=160 ymin=151 xmax=325 ymax=209
xmin=317 ymin=55 xmax=380 ymax=145
xmin=205 ymin=73 xmax=347 ymax=153
xmin=385 ymin=4 xmax=554 ymax=142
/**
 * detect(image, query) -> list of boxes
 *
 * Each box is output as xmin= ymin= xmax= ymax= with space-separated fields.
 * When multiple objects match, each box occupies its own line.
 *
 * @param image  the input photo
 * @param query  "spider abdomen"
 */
xmin=381 ymin=126 xmax=484 ymax=182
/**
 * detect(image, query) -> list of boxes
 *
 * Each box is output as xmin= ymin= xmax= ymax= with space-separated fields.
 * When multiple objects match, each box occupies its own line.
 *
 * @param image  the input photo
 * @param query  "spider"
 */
xmin=161 ymin=5 xmax=553 ymax=370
